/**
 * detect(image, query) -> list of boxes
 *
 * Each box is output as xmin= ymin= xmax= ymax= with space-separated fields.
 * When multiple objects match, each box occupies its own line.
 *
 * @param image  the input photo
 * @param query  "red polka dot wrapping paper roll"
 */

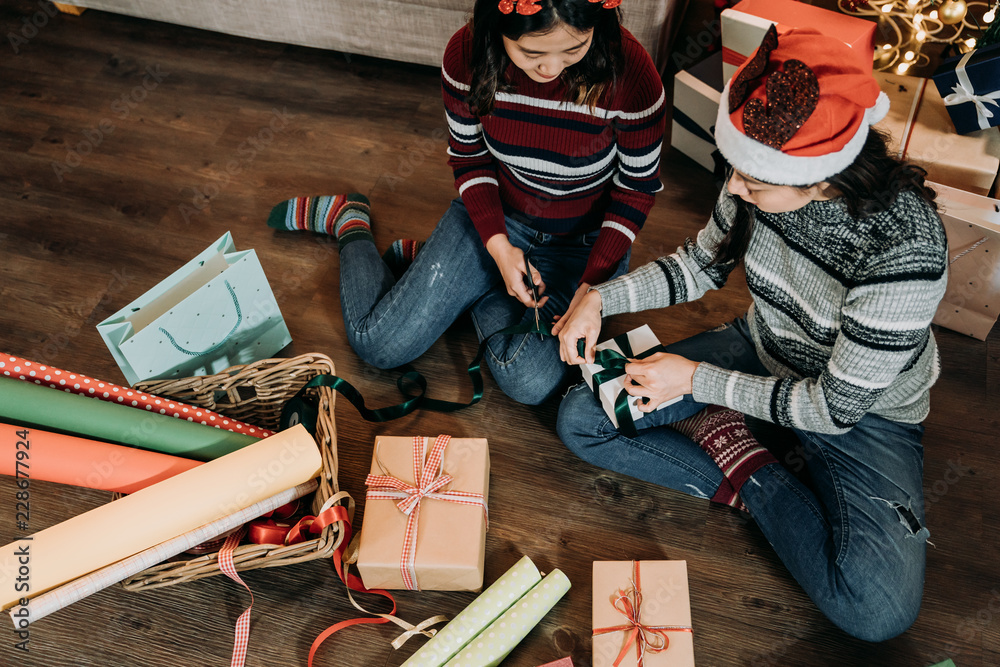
xmin=0 ymin=353 xmax=273 ymax=438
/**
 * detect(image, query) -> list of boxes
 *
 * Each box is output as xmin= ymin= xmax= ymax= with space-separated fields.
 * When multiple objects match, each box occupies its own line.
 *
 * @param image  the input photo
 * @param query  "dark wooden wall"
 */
xmin=0 ymin=1 xmax=997 ymax=665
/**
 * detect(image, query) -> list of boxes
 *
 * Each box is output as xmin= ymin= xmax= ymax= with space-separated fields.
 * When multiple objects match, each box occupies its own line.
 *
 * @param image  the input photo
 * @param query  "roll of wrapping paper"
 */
xmin=442 ymin=569 xmax=570 ymax=667
xmin=0 ymin=376 xmax=256 ymax=461
xmin=0 ymin=423 xmax=321 ymax=609
xmin=402 ymin=556 xmax=570 ymax=667
xmin=0 ymin=353 xmax=274 ymax=438
xmin=0 ymin=423 xmax=201 ymax=494
xmin=12 ymin=479 xmax=318 ymax=626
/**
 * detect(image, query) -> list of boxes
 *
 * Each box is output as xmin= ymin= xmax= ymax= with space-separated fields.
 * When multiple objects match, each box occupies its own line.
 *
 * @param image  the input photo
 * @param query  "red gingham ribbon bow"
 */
xmin=365 ymin=435 xmax=488 ymax=590
xmin=592 ymin=561 xmax=693 ymax=667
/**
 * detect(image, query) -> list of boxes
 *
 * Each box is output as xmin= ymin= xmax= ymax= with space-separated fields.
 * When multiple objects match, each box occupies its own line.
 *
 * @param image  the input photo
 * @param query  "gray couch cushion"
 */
xmin=68 ymin=0 xmax=676 ymax=69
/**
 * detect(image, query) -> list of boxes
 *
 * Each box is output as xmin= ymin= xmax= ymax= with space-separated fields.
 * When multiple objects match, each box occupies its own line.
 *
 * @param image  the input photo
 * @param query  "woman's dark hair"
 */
xmin=468 ymin=0 xmax=623 ymax=116
xmin=711 ymin=127 xmax=939 ymax=267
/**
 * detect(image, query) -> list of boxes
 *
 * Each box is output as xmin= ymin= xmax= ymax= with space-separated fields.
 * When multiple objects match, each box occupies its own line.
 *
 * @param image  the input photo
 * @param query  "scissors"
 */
xmin=523 ymin=256 xmax=542 ymax=339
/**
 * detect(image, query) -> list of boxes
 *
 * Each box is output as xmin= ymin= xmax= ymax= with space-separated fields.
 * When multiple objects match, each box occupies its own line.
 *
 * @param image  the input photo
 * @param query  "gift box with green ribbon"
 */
xmin=580 ymin=325 xmax=682 ymax=437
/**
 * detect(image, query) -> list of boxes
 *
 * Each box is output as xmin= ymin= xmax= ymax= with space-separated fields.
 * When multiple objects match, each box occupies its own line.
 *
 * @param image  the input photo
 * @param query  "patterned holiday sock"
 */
xmin=381 ymin=239 xmax=425 ymax=280
xmin=683 ymin=406 xmax=778 ymax=495
xmin=672 ymin=406 xmax=775 ymax=512
xmin=266 ymin=194 xmax=372 ymax=246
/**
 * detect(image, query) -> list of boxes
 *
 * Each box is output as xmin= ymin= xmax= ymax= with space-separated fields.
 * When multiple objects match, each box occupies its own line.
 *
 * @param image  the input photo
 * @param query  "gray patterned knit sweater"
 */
xmin=593 ymin=186 xmax=948 ymax=434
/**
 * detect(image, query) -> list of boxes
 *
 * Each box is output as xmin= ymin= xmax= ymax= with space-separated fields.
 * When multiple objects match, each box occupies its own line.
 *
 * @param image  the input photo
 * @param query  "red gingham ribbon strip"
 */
xmin=218 ymin=526 xmax=253 ymax=667
xmin=364 ymin=435 xmax=488 ymax=591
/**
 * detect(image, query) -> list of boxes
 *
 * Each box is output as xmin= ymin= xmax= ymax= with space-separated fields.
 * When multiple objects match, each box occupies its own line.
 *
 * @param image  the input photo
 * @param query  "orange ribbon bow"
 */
xmin=592 ymin=561 xmax=693 ymax=667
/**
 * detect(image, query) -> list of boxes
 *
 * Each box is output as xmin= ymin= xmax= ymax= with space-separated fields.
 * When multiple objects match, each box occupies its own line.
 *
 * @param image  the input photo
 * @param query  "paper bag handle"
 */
xmin=158 ymin=280 xmax=243 ymax=356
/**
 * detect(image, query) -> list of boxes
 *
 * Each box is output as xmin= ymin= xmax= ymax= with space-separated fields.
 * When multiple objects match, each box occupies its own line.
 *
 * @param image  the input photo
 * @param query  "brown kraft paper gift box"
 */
xmin=927 ymin=181 xmax=1000 ymax=340
xmin=874 ymin=71 xmax=1000 ymax=197
xmin=357 ymin=435 xmax=489 ymax=591
xmin=592 ymin=560 xmax=695 ymax=667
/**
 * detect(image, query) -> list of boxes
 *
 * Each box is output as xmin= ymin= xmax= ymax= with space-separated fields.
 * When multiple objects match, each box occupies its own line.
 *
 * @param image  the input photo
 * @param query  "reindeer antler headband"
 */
xmin=498 ymin=0 xmax=621 ymax=16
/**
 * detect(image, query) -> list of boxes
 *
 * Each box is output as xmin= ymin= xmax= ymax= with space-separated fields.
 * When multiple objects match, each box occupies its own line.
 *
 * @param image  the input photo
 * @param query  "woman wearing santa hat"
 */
xmin=555 ymin=25 xmax=947 ymax=641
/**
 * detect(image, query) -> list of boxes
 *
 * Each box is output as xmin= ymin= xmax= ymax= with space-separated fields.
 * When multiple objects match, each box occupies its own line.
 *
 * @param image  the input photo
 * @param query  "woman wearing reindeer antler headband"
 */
xmin=268 ymin=0 xmax=664 ymax=405
xmin=557 ymin=25 xmax=948 ymax=641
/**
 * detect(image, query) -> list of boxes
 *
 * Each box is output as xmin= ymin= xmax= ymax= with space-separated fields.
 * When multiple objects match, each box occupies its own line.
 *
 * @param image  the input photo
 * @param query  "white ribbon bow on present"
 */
xmin=943 ymin=50 xmax=1000 ymax=131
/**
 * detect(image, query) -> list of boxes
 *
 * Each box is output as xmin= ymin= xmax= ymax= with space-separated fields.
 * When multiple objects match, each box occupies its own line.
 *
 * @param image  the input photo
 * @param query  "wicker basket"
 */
xmin=118 ymin=353 xmax=351 ymax=592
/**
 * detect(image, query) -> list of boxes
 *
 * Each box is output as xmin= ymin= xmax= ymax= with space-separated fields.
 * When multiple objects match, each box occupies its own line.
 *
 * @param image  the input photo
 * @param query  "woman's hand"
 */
xmin=622 ymin=352 xmax=699 ymax=412
xmin=554 ymin=287 xmax=603 ymax=365
xmin=486 ymin=235 xmax=547 ymax=309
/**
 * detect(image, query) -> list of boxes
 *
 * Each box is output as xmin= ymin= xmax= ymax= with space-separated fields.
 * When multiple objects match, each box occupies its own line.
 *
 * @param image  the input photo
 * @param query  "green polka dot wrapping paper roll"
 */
xmin=401 ymin=556 xmax=570 ymax=667
xmin=592 ymin=561 xmax=695 ymax=667
xmin=442 ymin=568 xmax=571 ymax=667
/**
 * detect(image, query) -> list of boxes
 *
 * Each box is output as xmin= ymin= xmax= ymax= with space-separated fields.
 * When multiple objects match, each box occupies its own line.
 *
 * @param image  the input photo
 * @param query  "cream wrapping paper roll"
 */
xmin=0 ymin=424 xmax=321 ymax=609
xmin=14 ymin=479 xmax=319 ymax=626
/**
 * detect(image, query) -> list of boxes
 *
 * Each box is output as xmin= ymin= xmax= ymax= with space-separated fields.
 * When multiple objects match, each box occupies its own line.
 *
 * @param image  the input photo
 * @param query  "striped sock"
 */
xmin=381 ymin=239 xmax=424 ymax=280
xmin=266 ymin=194 xmax=372 ymax=246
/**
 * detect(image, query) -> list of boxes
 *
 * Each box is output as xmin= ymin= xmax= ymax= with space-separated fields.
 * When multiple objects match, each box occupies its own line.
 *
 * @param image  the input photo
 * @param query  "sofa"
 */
xmin=57 ymin=0 xmax=683 ymax=72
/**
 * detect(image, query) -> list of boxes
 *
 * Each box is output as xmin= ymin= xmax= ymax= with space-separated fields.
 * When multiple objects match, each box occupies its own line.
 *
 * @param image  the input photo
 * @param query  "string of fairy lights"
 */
xmin=839 ymin=0 xmax=997 ymax=71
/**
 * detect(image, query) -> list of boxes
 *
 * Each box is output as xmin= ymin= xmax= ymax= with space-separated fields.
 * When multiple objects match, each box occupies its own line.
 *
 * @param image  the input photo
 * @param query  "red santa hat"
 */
xmin=715 ymin=25 xmax=889 ymax=186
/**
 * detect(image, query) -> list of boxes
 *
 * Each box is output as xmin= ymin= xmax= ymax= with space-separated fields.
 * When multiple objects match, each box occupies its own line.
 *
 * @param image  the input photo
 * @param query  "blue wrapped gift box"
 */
xmin=932 ymin=43 xmax=1000 ymax=135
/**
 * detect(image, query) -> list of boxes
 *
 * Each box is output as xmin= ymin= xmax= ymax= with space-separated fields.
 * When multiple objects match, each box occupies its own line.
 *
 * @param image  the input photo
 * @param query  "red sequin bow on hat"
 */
xmin=589 ymin=0 xmax=623 ymax=7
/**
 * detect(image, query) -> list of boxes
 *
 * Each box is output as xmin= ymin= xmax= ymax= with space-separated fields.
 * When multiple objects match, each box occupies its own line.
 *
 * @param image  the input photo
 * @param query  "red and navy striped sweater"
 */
xmin=441 ymin=25 xmax=666 ymax=285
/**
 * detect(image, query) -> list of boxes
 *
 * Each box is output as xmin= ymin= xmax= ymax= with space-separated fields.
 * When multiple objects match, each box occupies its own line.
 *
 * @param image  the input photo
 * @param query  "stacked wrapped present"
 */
xmin=669 ymin=0 xmax=1000 ymax=341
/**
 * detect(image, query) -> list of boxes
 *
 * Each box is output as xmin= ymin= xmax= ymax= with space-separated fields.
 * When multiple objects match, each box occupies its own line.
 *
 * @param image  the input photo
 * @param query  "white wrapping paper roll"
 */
xmin=0 ymin=424 xmax=321 ymax=609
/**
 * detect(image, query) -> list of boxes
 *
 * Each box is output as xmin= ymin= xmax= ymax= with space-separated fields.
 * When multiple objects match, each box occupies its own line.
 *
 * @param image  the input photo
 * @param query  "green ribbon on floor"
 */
xmin=577 ymin=334 xmax=667 ymax=439
xmin=281 ymin=320 xmax=551 ymax=427
xmin=280 ymin=322 xmax=666 ymax=433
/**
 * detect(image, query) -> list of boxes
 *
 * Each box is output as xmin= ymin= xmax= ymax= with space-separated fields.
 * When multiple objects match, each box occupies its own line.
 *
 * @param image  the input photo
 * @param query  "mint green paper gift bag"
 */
xmin=97 ymin=232 xmax=293 ymax=385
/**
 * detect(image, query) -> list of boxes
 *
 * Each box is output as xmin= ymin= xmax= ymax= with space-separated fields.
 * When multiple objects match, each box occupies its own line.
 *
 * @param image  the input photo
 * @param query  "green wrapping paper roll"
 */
xmin=443 ymin=570 xmax=570 ymax=667
xmin=402 ymin=556 xmax=570 ymax=667
xmin=0 ymin=376 xmax=256 ymax=461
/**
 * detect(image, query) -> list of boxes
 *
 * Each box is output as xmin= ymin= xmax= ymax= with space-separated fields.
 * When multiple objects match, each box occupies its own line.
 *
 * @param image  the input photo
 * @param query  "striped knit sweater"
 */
xmin=441 ymin=26 xmax=666 ymax=286
xmin=593 ymin=187 xmax=949 ymax=434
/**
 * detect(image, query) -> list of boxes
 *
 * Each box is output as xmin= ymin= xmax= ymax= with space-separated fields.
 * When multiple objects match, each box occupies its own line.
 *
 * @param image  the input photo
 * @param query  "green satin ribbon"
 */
xmin=577 ymin=335 xmax=666 ymax=438
xmin=280 ymin=321 xmax=662 ymax=432
xmin=283 ymin=320 xmax=552 ymax=425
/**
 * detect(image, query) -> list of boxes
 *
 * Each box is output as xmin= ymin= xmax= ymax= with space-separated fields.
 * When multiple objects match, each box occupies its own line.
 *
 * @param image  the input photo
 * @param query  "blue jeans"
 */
xmin=557 ymin=318 xmax=928 ymax=641
xmin=339 ymin=198 xmax=629 ymax=405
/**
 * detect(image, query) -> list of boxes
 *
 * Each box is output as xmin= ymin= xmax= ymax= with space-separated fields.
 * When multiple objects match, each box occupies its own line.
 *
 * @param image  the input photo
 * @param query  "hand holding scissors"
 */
xmin=523 ymin=257 xmax=543 ymax=338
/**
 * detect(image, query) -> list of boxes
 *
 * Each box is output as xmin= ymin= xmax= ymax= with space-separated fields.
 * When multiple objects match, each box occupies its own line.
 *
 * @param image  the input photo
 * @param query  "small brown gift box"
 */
xmin=592 ymin=561 xmax=695 ymax=667
xmin=874 ymin=71 xmax=1000 ymax=197
xmin=357 ymin=435 xmax=489 ymax=591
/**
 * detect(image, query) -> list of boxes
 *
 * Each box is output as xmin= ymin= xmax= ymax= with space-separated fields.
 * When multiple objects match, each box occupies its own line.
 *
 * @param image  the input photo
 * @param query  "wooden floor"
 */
xmin=1 ymin=2 xmax=998 ymax=665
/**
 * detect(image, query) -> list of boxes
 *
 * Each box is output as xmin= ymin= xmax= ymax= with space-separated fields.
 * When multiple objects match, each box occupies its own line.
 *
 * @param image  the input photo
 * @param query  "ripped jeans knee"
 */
xmin=872 ymin=495 xmax=931 ymax=542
